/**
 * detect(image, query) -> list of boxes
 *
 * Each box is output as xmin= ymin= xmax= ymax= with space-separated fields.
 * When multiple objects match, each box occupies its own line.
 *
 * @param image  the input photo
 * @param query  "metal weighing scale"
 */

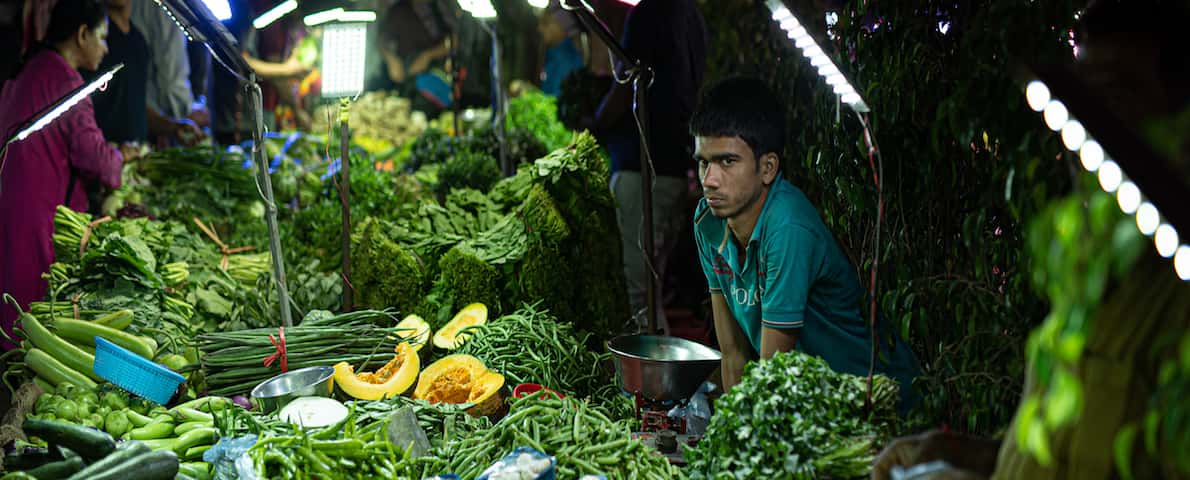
xmin=608 ymin=335 xmax=722 ymax=464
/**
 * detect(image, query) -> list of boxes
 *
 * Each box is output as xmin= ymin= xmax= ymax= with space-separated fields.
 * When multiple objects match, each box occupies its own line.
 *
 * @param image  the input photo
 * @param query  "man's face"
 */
xmin=695 ymin=136 xmax=774 ymax=219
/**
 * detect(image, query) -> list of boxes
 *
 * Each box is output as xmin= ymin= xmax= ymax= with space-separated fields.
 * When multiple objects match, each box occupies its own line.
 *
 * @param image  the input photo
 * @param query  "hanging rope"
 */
xmin=192 ymin=217 xmax=256 ymax=271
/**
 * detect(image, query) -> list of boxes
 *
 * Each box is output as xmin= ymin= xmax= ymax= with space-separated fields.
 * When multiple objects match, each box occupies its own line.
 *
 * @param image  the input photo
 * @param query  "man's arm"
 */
xmin=711 ymin=293 xmax=752 ymax=390
xmin=243 ymin=51 xmax=308 ymax=81
xmin=760 ymin=326 xmax=799 ymax=359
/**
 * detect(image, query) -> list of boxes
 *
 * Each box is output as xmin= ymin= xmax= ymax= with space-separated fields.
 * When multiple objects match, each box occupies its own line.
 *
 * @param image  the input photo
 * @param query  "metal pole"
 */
xmin=488 ymin=22 xmax=509 ymax=177
xmin=247 ymin=79 xmax=293 ymax=327
xmin=634 ymin=71 xmax=657 ymax=334
xmin=451 ymin=12 xmax=462 ymax=137
xmin=562 ymin=0 xmax=659 ymax=333
xmin=339 ymin=100 xmax=353 ymax=311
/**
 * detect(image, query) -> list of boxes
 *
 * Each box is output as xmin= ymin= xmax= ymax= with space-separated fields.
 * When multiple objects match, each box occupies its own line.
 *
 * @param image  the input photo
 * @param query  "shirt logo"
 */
xmin=712 ymin=255 xmax=733 ymax=276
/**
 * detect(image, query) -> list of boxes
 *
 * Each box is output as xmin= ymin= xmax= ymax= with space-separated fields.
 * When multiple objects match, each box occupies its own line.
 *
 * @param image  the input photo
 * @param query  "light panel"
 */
xmin=321 ymin=23 xmax=368 ymax=98
xmin=528 ymin=0 xmax=549 ymax=8
xmin=1025 ymin=77 xmax=1187 ymax=280
xmin=765 ymin=0 xmax=868 ymax=113
xmin=253 ymin=0 xmax=297 ymax=29
xmin=15 ymin=64 xmax=124 ymax=142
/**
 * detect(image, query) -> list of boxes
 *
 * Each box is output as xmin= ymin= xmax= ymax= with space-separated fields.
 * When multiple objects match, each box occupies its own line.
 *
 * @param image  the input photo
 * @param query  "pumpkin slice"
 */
xmin=334 ymin=342 xmax=420 ymax=400
xmin=414 ymin=354 xmax=505 ymax=416
xmin=432 ymin=303 xmax=488 ymax=350
xmin=395 ymin=314 xmax=431 ymax=352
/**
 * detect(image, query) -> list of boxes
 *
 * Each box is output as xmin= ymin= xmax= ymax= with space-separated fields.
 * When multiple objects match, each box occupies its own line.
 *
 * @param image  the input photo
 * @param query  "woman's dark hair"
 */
xmin=689 ymin=76 xmax=786 ymax=161
xmin=43 ymin=0 xmax=108 ymax=46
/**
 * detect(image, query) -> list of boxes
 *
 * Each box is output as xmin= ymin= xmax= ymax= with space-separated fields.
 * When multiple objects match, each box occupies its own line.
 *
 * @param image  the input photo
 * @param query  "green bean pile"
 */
xmin=455 ymin=303 xmax=615 ymax=400
xmin=414 ymin=392 xmax=683 ymax=480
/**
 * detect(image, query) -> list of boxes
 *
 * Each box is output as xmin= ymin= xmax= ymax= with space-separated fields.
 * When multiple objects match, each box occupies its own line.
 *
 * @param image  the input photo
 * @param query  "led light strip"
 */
xmin=16 ymin=64 xmax=124 ymax=141
xmin=458 ymin=0 xmax=497 ymax=19
xmin=253 ymin=0 xmax=298 ymax=29
xmin=304 ymin=8 xmax=376 ymax=26
xmin=766 ymin=1 xmax=869 ymax=113
xmin=1025 ymin=80 xmax=1189 ymax=280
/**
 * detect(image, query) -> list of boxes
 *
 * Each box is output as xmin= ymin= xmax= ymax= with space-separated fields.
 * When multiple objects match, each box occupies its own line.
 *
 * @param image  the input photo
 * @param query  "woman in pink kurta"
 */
xmin=0 ymin=0 xmax=122 ymax=349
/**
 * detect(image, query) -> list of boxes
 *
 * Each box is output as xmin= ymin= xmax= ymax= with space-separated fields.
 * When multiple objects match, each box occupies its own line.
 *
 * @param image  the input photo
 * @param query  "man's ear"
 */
xmin=761 ymin=152 xmax=780 ymax=185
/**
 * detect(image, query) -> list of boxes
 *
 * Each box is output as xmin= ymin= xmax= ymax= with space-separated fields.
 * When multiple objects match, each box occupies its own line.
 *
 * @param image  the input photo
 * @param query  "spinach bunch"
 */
xmin=685 ymin=351 xmax=900 ymax=479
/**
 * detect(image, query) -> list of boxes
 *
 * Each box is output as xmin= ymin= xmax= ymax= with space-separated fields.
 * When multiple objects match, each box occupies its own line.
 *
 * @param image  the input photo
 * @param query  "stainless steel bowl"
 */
xmin=608 ymin=335 xmax=722 ymax=402
xmin=251 ymin=366 xmax=335 ymax=413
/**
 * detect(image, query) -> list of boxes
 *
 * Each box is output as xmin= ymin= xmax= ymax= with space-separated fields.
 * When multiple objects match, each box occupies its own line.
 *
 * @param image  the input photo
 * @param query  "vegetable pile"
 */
xmin=455 ymin=303 xmax=615 ymax=401
xmin=684 ymin=351 xmax=900 ymax=479
xmin=411 ymin=392 xmax=682 ymax=480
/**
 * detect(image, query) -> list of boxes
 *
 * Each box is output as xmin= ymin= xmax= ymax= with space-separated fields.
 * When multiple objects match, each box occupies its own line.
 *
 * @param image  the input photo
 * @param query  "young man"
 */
xmin=690 ymin=77 xmax=919 ymax=407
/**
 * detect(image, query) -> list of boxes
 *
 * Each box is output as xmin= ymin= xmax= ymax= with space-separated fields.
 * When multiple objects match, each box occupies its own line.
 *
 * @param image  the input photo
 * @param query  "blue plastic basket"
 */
xmin=93 ymin=336 xmax=185 ymax=405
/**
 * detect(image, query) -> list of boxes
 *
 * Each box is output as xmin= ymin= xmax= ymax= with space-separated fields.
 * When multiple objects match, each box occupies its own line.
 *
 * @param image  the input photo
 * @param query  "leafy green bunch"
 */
xmin=686 ymin=351 xmax=899 ymax=479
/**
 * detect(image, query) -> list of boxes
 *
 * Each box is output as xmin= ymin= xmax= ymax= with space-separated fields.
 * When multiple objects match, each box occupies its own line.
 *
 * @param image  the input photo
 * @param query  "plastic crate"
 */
xmin=93 ymin=336 xmax=184 ymax=405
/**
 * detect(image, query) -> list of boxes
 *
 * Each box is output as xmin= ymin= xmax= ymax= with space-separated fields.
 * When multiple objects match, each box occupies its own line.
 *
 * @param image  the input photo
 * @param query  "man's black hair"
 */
xmin=689 ymin=76 xmax=786 ymax=160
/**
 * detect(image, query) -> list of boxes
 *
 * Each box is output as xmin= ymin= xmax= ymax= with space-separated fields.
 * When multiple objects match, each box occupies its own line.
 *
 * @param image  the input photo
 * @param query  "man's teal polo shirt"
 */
xmin=694 ymin=177 xmax=920 ymax=404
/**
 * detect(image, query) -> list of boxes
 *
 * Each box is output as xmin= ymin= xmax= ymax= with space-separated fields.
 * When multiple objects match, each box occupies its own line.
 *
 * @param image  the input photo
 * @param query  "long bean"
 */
xmin=198 ymin=309 xmax=420 ymax=396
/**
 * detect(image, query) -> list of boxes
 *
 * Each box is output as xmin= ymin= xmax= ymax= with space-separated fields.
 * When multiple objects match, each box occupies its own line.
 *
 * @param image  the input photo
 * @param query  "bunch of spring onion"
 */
xmin=198 ymin=310 xmax=412 ymax=396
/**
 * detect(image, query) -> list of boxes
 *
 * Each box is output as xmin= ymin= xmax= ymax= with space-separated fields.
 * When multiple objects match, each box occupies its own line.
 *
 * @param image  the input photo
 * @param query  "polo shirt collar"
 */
xmin=716 ymin=177 xmax=787 ymax=273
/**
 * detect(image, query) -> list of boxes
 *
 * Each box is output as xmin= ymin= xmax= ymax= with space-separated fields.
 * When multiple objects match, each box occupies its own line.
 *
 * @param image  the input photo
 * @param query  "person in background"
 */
xmin=374 ymin=0 xmax=458 ymax=115
xmin=537 ymin=1 xmax=583 ymax=97
xmin=871 ymin=1 xmax=1190 ymax=479
xmin=90 ymin=0 xmax=201 ymax=147
xmin=209 ymin=0 xmax=310 ymax=145
xmin=585 ymin=0 xmax=708 ymax=335
xmin=130 ymin=0 xmax=209 ymax=138
xmin=0 ymin=0 xmax=126 ymax=350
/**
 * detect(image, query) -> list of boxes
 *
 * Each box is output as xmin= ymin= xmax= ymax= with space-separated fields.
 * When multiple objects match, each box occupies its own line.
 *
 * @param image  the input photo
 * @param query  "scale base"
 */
xmin=631 ymin=431 xmax=701 ymax=465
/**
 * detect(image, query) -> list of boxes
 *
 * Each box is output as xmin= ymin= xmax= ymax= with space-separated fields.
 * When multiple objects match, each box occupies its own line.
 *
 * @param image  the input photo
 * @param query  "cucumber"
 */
xmin=52 ymin=319 xmax=155 ymax=360
xmin=126 ymin=410 xmax=154 ymax=427
xmin=24 ymin=349 xmax=96 ymax=389
xmin=177 ymin=463 xmax=210 ymax=480
xmin=19 ymin=314 xmax=101 ymax=382
xmin=173 ymin=421 xmax=209 ymax=436
xmin=173 ymin=474 xmax=196 ymax=480
xmin=23 ymin=455 xmax=84 ymax=479
xmin=64 ymin=441 xmax=150 ymax=480
xmin=65 ymin=340 xmax=96 ymax=356
xmin=22 ymin=418 xmax=115 ymax=462
xmin=3 ymin=447 xmax=59 ymax=471
xmin=170 ymin=428 xmax=217 ymax=457
xmin=89 ymin=449 xmax=179 ymax=480
xmin=91 ymin=310 xmax=133 ymax=330
xmin=181 ymin=445 xmax=211 ymax=462
xmin=129 ymin=420 xmax=176 ymax=440
xmin=171 ymin=407 xmax=213 ymax=424
xmin=171 ymin=397 xmax=231 ymax=414
xmin=1 ymin=472 xmax=38 ymax=480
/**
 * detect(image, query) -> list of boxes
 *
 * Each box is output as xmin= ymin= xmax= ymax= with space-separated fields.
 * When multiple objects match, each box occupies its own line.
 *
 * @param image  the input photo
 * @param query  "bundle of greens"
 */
xmin=350 ymin=217 xmax=426 ymax=312
xmin=685 ymin=351 xmax=900 ymax=479
xmin=434 ymin=147 xmax=501 ymax=198
xmin=455 ymin=303 xmax=615 ymax=400
xmin=507 ymin=90 xmax=572 ymax=151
